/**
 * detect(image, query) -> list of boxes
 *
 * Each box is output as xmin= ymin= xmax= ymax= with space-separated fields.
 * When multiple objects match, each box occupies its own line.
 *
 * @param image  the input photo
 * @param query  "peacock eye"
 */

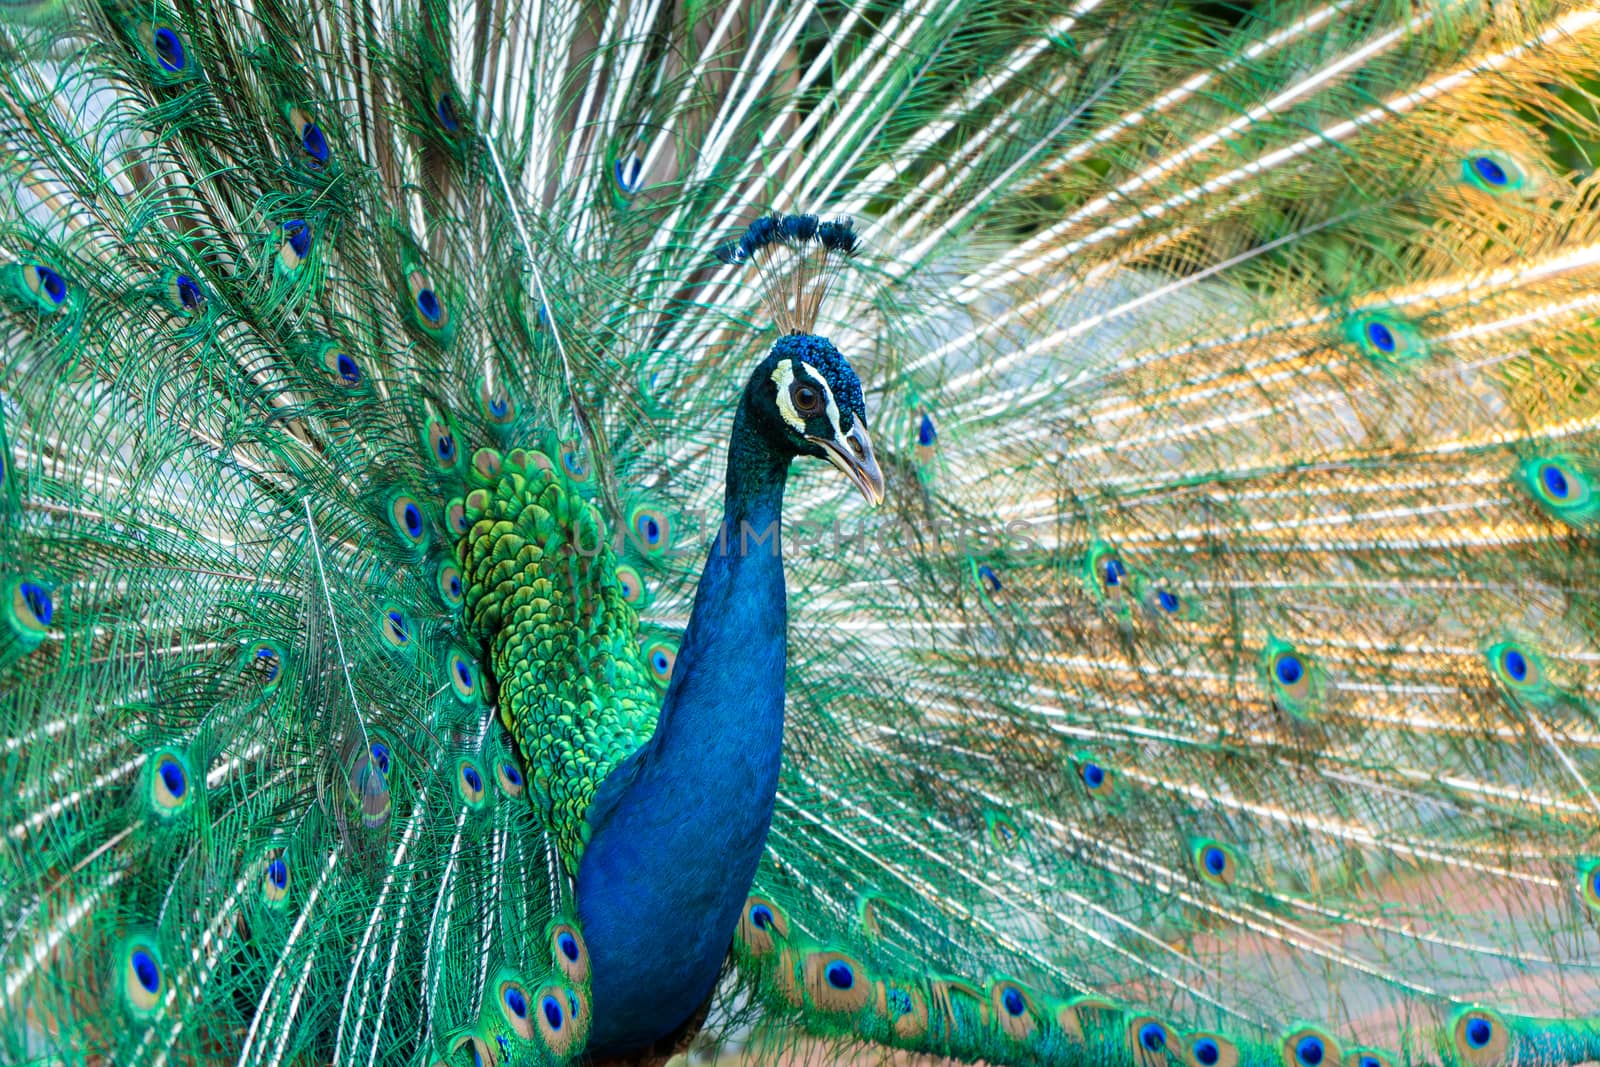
xmin=792 ymin=384 xmax=822 ymax=416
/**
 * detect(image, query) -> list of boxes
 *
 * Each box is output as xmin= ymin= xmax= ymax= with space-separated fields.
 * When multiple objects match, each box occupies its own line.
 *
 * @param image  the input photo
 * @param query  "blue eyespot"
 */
xmin=640 ymin=637 xmax=678 ymax=688
xmin=749 ymin=904 xmax=773 ymax=930
xmin=449 ymin=575 xmax=462 ymax=597
xmin=638 ymin=515 xmax=661 ymax=544
xmin=491 ymin=756 xmax=526 ymax=798
xmin=888 ymin=988 xmax=913 ymax=1016
xmin=261 ymin=852 xmax=292 ymax=902
xmin=461 ymin=764 xmax=482 ymax=792
xmin=1541 ymin=464 xmax=1570 ymax=499
xmin=369 ymin=742 xmax=390 ymax=775
xmin=336 ymin=353 xmax=361 ymax=384
xmin=1296 ymin=1036 xmax=1324 ymax=1066
xmin=1472 ymin=156 xmax=1508 ymax=186
xmin=403 ymin=503 xmax=423 ymax=538
xmin=1103 ymin=557 xmax=1125 ymax=585
xmin=558 ymin=931 xmax=579 ymax=960
xmin=447 ymin=652 xmax=479 ymax=702
xmin=643 ymin=639 xmax=676 ymax=687
xmin=1139 ymin=1023 xmax=1167 ymax=1052
xmin=918 ymin=414 xmax=937 ymax=447
xmin=1157 ymin=590 xmax=1179 ymax=613
xmin=301 ymin=122 xmax=329 ymax=164
xmin=1001 ymin=987 xmax=1025 ymax=1016
xmin=488 ymin=395 xmax=508 ymax=417
xmin=1502 ymin=648 xmax=1527 ymax=682
xmin=1193 ymin=839 xmax=1239 ymax=885
xmin=159 ymin=758 xmax=187 ymax=798
xmin=436 ymin=93 xmax=461 ymax=131
xmin=19 ymin=582 xmax=53 ymax=625
xmin=616 ymin=565 xmax=645 ymax=605
xmin=825 ymin=961 xmax=854 ymax=990
xmin=542 ymin=995 xmax=563 ymax=1029
xmin=435 ymin=432 xmax=455 ymax=462
xmin=1365 ymin=322 xmax=1395 ymax=353
xmin=498 ymin=983 xmax=536 ymax=1039
xmin=152 ymin=27 xmax=186 ymax=72
xmin=978 ymin=565 xmax=1001 ymax=593
xmin=255 ymin=646 xmax=280 ymax=681
xmin=1081 ymin=762 xmax=1105 ymax=789
xmin=1465 ymin=1019 xmax=1492 ymax=1049
xmin=35 ymin=265 xmax=66 ymax=306
xmin=1360 ymin=1058 xmax=1380 ymax=1067
xmin=264 ymin=856 xmax=289 ymax=892
xmin=1194 ymin=1039 xmax=1220 ymax=1066
xmin=416 ymin=288 xmax=442 ymax=324
xmin=614 ymin=154 xmax=644 ymax=194
xmin=175 ymin=274 xmax=203 ymax=310
xmin=1275 ymin=654 xmax=1303 ymax=686
xmin=283 ymin=220 xmax=311 ymax=258
xmin=131 ymin=948 xmax=160 ymax=993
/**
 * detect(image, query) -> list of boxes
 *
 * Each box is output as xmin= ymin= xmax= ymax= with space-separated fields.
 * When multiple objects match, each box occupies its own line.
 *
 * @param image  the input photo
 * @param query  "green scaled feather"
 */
xmin=458 ymin=454 xmax=659 ymax=867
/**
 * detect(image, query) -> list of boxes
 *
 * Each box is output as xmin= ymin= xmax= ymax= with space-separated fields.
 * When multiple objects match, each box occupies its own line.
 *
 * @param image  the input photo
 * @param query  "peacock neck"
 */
xmin=649 ymin=402 xmax=791 ymax=759
xmin=574 ymin=400 xmax=794 ymax=1055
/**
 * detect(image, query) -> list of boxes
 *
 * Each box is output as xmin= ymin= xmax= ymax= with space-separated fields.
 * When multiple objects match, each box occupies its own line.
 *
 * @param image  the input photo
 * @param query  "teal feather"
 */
xmin=5 ymin=0 xmax=1600 ymax=1064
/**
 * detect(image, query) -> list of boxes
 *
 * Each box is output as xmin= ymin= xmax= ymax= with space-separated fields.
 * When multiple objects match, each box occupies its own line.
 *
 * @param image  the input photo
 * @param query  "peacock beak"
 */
xmin=808 ymin=420 xmax=885 ymax=506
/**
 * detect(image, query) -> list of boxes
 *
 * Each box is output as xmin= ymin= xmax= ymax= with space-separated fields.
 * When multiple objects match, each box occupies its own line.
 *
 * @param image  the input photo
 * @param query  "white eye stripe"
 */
xmin=799 ymin=361 xmax=844 ymax=438
xmin=770 ymin=359 xmax=806 ymax=431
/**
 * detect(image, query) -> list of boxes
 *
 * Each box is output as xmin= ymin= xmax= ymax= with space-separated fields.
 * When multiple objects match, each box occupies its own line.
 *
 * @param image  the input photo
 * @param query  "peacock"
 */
xmin=3 ymin=0 xmax=1600 ymax=1062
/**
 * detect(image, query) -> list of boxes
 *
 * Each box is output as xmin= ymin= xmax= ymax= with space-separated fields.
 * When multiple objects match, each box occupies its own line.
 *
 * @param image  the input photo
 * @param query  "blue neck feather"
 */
xmin=576 ymin=400 xmax=791 ymax=1056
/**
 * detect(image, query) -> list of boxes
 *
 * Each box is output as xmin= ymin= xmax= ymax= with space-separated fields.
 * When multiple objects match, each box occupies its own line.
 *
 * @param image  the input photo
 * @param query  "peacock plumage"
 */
xmin=3 ymin=0 xmax=1600 ymax=1062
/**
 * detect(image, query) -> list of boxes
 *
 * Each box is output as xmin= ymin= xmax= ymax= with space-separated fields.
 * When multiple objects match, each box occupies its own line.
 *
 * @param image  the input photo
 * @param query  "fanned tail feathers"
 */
xmin=2 ymin=0 xmax=1599 ymax=1064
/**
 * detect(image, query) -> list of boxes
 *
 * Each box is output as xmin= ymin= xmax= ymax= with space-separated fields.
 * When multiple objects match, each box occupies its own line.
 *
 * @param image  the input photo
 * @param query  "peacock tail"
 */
xmin=2 ymin=0 xmax=1599 ymax=1063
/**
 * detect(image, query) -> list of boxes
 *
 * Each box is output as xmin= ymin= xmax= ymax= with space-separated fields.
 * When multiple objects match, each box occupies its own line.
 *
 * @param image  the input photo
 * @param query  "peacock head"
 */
xmin=747 ymin=332 xmax=885 ymax=505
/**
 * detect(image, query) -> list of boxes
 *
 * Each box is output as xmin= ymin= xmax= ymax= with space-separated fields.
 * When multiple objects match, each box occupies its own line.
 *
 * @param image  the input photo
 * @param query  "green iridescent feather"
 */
xmin=459 ymin=455 xmax=660 ymax=866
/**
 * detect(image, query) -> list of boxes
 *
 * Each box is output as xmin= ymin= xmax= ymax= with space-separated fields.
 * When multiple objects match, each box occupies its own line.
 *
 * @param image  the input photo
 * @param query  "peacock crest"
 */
xmin=716 ymin=212 xmax=862 ymax=334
